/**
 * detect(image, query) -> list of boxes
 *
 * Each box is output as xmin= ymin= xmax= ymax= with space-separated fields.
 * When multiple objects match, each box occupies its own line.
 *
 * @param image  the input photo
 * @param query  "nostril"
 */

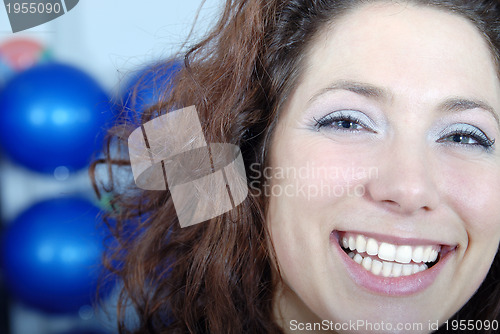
xmin=379 ymin=199 xmax=402 ymax=211
xmin=382 ymin=199 xmax=400 ymax=206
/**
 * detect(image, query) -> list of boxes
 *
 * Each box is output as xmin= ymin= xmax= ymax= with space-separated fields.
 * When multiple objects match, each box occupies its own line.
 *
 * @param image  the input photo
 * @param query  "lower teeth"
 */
xmin=344 ymin=249 xmax=436 ymax=278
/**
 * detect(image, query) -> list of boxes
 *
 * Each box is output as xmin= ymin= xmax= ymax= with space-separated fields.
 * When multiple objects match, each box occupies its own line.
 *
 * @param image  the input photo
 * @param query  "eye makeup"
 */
xmin=313 ymin=110 xmax=377 ymax=133
xmin=436 ymin=123 xmax=495 ymax=151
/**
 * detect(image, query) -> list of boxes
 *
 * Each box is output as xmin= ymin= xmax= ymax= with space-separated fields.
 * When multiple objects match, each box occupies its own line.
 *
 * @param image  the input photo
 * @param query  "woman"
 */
xmin=93 ymin=0 xmax=500 ymax=333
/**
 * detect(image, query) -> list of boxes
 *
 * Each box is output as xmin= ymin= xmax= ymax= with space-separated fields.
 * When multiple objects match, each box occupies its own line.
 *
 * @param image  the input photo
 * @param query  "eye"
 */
xmin=314 ymin=110 xmax=375 ymax=133
xmin=437 ymin=124 xmax=495 ymax=151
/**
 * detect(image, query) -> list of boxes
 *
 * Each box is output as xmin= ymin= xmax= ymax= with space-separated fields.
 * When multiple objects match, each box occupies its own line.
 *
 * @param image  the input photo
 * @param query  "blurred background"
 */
xmin=0 ymin=1 xmax=222 ymax=333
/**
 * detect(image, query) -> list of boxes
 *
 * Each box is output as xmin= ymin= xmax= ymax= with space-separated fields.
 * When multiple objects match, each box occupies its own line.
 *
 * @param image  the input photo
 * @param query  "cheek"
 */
xmin=440 ymin=158 xmax=500 ymax=236
xmin=438 ymin=157 xmax=500 ymax=292
xmin=266 ymin=135 xmax=376 ymax=279
xmin=266 ymin=136 xmax=356 ymax=278
xmin=268 ymin=135 xmax=374 ymax=207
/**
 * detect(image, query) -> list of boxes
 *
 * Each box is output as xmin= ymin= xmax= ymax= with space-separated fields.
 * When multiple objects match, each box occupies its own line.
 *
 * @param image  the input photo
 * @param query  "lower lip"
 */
xmin=331 ymin=233 xmax=454 ymax=296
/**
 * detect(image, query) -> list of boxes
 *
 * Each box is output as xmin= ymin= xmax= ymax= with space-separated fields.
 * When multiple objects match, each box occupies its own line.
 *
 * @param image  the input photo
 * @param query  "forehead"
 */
xmin=299 ymin=2 xmax=500 ymax=104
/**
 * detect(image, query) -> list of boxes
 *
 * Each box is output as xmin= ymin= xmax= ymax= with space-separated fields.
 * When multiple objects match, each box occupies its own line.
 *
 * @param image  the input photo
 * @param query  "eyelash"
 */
xmin=437 ymin=127 xmax=495 ymax=150
xmin=314 ymin=113 xmax=496 ymax=150
xmin=314 ymin=112 xmax=373 ymax=133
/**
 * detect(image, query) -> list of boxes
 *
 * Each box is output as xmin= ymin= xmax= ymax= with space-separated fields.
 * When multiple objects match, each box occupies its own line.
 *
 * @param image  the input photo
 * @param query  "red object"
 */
xmin=0 ymin=38 xmax=45 ymax=71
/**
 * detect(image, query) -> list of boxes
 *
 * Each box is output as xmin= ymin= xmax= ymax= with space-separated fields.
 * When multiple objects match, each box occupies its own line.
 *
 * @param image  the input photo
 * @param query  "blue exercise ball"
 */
xmin=0 ymin=57 xmax=13 ymax=87
xmin=1 ymin=197 xmax=110 ymax=314
xmin=0 ymin=63 xmax=112 ymax=174
xmin=122 ymin=60 xmax=181 ymax=120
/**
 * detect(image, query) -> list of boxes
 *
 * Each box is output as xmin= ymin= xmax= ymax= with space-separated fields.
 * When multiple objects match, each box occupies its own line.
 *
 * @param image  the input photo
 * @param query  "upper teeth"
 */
xmin=341 ymin=234 xmax=440 ymax=264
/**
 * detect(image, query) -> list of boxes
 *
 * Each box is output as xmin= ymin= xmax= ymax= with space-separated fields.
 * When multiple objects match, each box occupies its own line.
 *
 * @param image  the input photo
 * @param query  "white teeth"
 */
xmin=382 ymin=261 xmax=393 ymax=277
xmin=395 ymin=245 xmax=413 ymax=264
xmin=392 ymin=263 xmax=402 ymax=277
xmin=343 ymin=237 xmax=349 ymax=249
xmin=362 ymin=256 xmax=372 ymax=271
xmin=349 ymin=253 xmax=430 ymax=278
xmin=430 ymin=249 xmax=439 ymax=262
xmin=402 ymin=264 xmax=413 ymax=276
xmin=378 ymin=242 xmax=396 ymax=261
xmin=349 ymin=236 xmax=356 ymax=251
xmin=341 ymin=234 xmax=443 ymax=277
xmin=353 ymin=253 xmax=363 ymax=264
xmin=412 ymin=246 xmax=424 ymax=263
xmin=371 ymin=260 xmax=383 ymax=275
xmin=355 ymin=235 xmax=367 ymax=253
xmin=366 ymin=238 xmax=378 ymax=256
xmin=341 ymin=235 xmax=440 ymax=264
xmin=422 ymin=247 xmax=432 ymax=263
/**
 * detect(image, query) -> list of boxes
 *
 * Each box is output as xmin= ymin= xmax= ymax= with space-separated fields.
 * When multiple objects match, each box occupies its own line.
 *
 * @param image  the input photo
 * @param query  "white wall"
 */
xmin=0 ymin=0 xmax=223 ymax=89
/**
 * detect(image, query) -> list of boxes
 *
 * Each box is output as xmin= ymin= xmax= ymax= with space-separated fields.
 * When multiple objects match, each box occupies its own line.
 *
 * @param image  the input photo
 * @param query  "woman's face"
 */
xmin=267 ymin=2 xmax=500 ymax=333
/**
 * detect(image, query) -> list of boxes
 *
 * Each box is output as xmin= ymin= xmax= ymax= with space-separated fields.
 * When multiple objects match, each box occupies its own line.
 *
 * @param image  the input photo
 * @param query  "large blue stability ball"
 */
xmin=122 ymin=60 xmax=181 ymax=119
xmin=0 ymin=63 xmax=112 ymax=174
xmin=1 ymin=197 xmax=110 ymax=314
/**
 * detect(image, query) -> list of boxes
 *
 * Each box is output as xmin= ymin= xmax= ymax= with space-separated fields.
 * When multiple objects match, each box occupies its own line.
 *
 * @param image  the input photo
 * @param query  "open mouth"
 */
xmin=338 ymin=232 xmax=443 ymax=278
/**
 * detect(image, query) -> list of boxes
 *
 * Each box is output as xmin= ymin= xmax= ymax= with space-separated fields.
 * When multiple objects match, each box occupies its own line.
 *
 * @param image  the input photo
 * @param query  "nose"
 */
xmin=364 ymin=138 xmax=440 ymax=215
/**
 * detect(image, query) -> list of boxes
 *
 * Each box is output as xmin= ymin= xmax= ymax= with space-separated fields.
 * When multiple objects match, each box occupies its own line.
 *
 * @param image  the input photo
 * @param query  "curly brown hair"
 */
xmin=91 ymin=0 xmax=500 ymax=333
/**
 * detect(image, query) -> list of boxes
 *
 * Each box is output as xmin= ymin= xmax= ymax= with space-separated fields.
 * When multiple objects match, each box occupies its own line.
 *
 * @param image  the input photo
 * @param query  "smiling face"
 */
xmin=267 ymin=2 xmax=500 ymax=333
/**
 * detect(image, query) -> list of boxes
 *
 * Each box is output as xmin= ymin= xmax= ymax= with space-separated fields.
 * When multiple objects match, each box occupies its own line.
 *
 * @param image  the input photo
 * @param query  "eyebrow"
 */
xmin=308 ymin=80 xmax=500 ymax=127
xmin=308 ymin=80 xmax=390 ymax=104
xmin=438 ymin=98 xmax=500 ymax=125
